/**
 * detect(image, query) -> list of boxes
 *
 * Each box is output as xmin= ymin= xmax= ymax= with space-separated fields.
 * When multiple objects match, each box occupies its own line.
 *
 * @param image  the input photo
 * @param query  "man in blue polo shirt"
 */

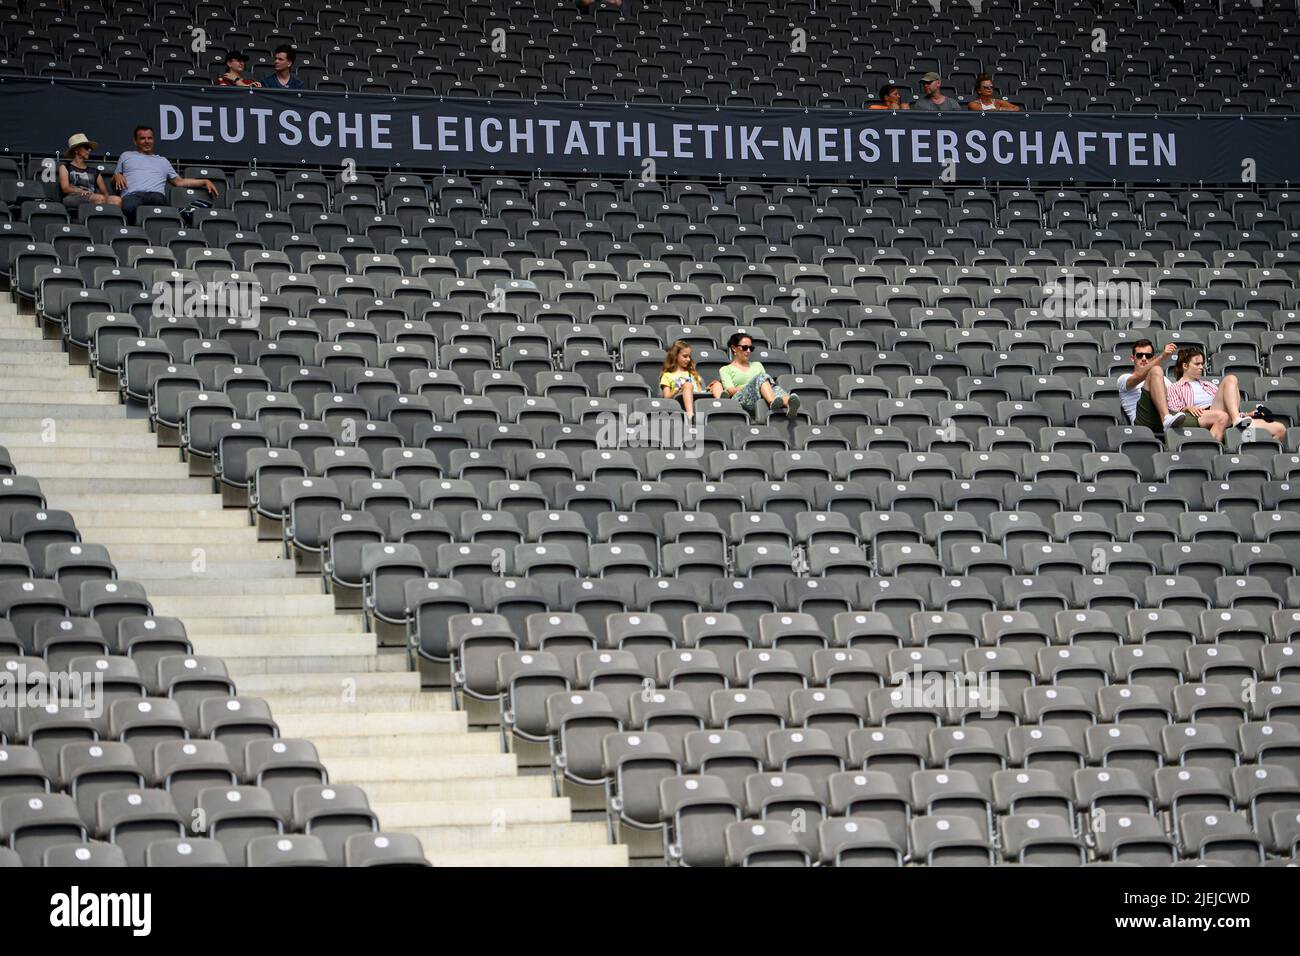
xmin=111 ymin=125 xmax=219 ymax=224
xmin=262 ymin=45 xmax=306 ymax=89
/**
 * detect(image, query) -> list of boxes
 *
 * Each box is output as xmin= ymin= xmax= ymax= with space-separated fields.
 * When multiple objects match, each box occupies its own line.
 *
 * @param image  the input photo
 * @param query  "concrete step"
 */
xmin=29 ymin=478 xmax=212 ymax=495
xmin=110 ymin=559 xmax=294 ymax=580
xmin=87 ymin=526 xmax=263 ymax=545
xmin=359 ymin=775 xmax=554 ymax=804
xmin=7 ymin=445 xmax=179 ymax=463
xmin=0 ymin=403 xmax=126 ymax=418
xmin=372 ymin=799 xmax=572 ymax=828
xmin=41 ymin=494 xmax=221 ymax=511
xmin=224 ymin=655 xmax=396 ymax=677
xmin=254 ymin=691 xmax=444 ymax=714
xmin=0 ymin=327 xmax=47 ymax=340
xmin=274 ymin=711 xmax=468 ymax=738
xmin=190 ymin=633 xmax=376 ymax=657
xmin=0 ymin=418 xmax=146 ymax=434
xmin=0 ymin=376 xmax=98 ymax=391
xmin=18 ymin=460 xmax=189 ymax=478
xmin=0 ymin=352 xmax=73 ymax=365
xmin=228 ymin=655 xmax=403 ymax=676
xmin=0 ymin=339 xmax=63 ymax=352
xmin=426 ymin=845 xmax=628 ymax=867
xmin=141 ymin=577 xmax=324 ymax=596
xmin=309 ymin=732 xmax=502 ymax=758
xmin=232 ymin=671 xmax=429 ymax=699
xmin=179 ymin=614 xmax=365 ymax=636
xmin=91 ymin=543 xmax=283 ymax=562
xmin=18 ymin=462 xmax=193 ymax=479
xmin=0 ymin=432 xmax=159 ymax=450
xmin=324 ymin=753 xmax=520 ymax=782
xmin=75 ymin=509 xmax=248 ymax=528
xmin=404 ymin=822 xmax=608 ymax=853
xmin=0 ymin=390 xmax=119 ymax=405
xmin=149 ymin=594 xmax=340 ymax=616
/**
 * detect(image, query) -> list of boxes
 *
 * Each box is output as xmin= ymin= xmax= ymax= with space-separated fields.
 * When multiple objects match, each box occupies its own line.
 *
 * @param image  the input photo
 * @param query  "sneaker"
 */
xmin=1161 ymin=412 xmax=1185 ymax=430
xmin=785 ymin=394 xmax=801 ymax=418
xmin=1234 ymin=415 xmax=1253 ymax=432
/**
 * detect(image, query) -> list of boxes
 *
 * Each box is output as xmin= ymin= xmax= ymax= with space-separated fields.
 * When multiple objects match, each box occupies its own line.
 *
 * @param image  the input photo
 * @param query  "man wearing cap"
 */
xmin=215 ymin=51 xmax=261 ymax=87
xmin=915 ymin=72 xmax=962 ymax=110
xmin=58 ymin=133 xmax=120 ymax=209
xmin=111 ymin=124 xmax=219 ymax=224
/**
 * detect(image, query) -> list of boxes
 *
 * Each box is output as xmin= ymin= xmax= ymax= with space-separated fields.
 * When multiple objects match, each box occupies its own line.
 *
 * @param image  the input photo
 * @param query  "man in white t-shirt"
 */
xmin=1116 ymin=339 xmax=1182 ymax=433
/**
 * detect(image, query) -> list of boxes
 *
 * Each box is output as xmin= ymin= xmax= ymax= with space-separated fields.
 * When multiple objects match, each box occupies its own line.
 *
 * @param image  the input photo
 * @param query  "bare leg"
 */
xmin=759 ymin=379 xmax=776 ymax=405
xmin=707 ymin=381 xmax=723 ymax=400
xmin=1252 ymin=420 xmax=1286 ymax=442
xmin=1210 ymin=373 xmax=1241 ymax=421
xmin=1202 ymin=409 xmax=1229 ymax=443
xmin=679 ymin=380 xmax=695 ymax=417
xmin=1145 ymin=372 xmax=1172 ymax=421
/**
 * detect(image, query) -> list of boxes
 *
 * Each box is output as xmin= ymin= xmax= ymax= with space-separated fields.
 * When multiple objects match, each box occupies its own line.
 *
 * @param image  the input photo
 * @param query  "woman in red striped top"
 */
xmin=1166 ymin=348 xmax=1286 ymax=443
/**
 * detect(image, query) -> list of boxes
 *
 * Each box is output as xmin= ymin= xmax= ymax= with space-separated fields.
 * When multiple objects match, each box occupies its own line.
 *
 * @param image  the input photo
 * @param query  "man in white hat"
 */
xmin=59 ymin=133 xmax=120 ymax=208
xmin=111 ymin=124 xmax=219 ymax=224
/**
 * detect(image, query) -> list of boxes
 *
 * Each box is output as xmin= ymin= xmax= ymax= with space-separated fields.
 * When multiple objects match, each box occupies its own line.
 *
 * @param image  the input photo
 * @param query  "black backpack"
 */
xmin=178 ymin=198 xmax=212 ymax=228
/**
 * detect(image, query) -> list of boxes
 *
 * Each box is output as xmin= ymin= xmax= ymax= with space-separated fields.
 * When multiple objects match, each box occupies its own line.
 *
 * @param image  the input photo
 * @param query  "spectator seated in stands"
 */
xmin=1165 ymin=347 xmax=1286 ymax=443
xmin=967 ymin=73 xmax=1020 ymax=111
xmin=914 ymin=72 xmax=962 ymax=110
xmin=262 ymin=45 xmax=306 ymax=90
xmin=576 ymin=0 xmax=623 ymax=11
xmin=660 ymin=340 xmax=722 ymax=419
xmin=720 ymin=332 xmax=800 ymax=420
xmin=869 ymin=83 xmax=910 ymax=110
xmin=1116 ymin=339 xmax=1183 ymax=434
xmin=112 ymin=124 xmax=219 ymax=224
xmin=216 ymin=51 xmax=261 ymax=87
xmin=58 ymin=133 xmax=120 ymax=209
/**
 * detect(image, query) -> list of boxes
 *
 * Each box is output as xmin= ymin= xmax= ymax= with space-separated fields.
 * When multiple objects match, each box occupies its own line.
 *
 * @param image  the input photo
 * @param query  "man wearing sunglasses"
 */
xmin=1116 ymin=339 xmax=1182 ymax=433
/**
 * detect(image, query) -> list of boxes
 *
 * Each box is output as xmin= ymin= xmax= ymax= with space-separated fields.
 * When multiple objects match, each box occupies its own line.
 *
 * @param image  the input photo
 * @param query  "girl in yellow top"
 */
xmin=659 ymin=340 xmax=723 ymax=418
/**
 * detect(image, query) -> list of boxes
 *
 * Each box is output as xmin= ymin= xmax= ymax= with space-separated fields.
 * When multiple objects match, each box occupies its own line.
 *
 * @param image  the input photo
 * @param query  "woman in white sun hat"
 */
xmin=58 ymin=133 xmax=121 ymax=208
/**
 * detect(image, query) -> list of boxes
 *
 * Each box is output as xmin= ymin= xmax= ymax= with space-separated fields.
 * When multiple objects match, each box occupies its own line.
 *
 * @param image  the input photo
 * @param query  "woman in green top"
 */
xmin=659 ymin=340 xmax=723 ymax=419
xmin=719 ymin=332 xmax=800 ymax=418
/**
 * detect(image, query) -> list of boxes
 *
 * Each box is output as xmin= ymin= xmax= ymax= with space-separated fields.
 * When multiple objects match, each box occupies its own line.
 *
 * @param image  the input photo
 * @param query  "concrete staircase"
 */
xmin=0 ymin=291 xmax=626 ymax=866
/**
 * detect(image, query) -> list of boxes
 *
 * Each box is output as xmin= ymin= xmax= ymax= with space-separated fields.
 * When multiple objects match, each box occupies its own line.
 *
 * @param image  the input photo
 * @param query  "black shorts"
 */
xmin=1133 ymin=390 xmax=1163 ymax=432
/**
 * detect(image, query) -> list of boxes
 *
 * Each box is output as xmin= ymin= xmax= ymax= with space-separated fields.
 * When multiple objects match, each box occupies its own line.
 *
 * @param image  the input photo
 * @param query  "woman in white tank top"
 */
xmin=968 ymin=73 xmax=1020 ymax=112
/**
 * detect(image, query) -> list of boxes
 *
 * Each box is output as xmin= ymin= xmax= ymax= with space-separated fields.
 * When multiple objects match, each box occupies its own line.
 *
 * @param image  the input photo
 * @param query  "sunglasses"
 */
xmin=1133 ymin=352 xmax=1154 ymax=359
xmin=737 ymin=344 xmax=754 ymax=351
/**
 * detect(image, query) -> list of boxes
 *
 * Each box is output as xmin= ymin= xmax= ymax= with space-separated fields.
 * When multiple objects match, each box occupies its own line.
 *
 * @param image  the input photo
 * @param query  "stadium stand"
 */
xmin=0 ymin=0 xmax=1296 ymax=112
xmin=0 ymin=300 xmax=625 ymax=865
xmin=2 ymin=0 xmax=1300 ymax=868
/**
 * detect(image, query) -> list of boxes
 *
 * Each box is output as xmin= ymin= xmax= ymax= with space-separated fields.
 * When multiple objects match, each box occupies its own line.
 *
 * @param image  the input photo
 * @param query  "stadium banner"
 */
xmin=2 ymin=77 xmax=1296 ymax=184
